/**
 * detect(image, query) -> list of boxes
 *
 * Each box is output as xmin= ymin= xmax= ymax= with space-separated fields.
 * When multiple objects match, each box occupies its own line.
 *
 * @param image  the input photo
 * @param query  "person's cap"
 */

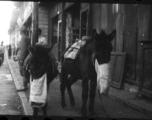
xmin=19 ymin=26 xmax=27 ymax=32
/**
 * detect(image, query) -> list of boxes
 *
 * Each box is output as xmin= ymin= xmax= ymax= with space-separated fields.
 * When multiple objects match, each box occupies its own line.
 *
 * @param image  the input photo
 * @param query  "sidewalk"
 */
xmin=6 ymin=55 xmax=152 ymax=117
xmin=0 ymin=55 xmax=24 ymax=115
xmin=6 ymin=55 xmax=33 ymax=115
xmin=108 ymin=87 xmax=152 ymax=117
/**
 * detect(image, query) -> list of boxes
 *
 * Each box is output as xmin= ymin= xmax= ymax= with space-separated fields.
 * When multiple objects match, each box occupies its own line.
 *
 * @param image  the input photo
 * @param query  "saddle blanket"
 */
xmin=29 ymin=73 xmax=47 ymax=108
xmin=64 ymin=39 xmax=87 ymax=59
xmin=95 ymin=59 xmax=111 ymax=95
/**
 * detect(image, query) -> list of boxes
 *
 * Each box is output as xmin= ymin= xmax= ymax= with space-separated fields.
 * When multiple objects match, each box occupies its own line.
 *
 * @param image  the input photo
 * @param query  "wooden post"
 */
xmin=61 ymin=3 xmax=66 ymax=54
xmin=31 ymin=2 xmax=38 ymax=46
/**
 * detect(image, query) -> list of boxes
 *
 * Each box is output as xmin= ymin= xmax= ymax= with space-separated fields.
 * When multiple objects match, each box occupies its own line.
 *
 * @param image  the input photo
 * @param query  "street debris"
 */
xmin=130 ymin=88 xmax=138 ymax=93
xmin=0 ymin=104 xmax=7 ymax=107
xmin=0 ymin=74 xmax=12 ymax=81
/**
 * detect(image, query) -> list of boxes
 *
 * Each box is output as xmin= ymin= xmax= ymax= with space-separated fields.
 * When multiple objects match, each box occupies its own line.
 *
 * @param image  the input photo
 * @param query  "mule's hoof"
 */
xmin=43 ymin=114 xmax=47 ymax=116
xmin=61 ymin=104 xmax=67 ymax=109
xmin=62 ymin=106 xmax=67 ymax=109
xmin=71 ymin=104 xmax=75 ymax=108
xmin=70 ymin=101 xmax=75 ymax=108
xmin=90 ymin=111 xmax=96 ymax=117
xmin=81 ymin=113 xmax=87 ymax=117
xmin=81 ymin=108 xmax=87 ymax=117
xmin=61 ymin=101 xmax=67 ymax=109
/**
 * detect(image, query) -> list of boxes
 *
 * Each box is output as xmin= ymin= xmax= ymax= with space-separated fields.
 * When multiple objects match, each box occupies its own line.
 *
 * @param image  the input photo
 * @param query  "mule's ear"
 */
xmin=28 ymin=46 xmax=35 ymax=54
xmin=92 ymin=29 xmax=98 ymax=38
xmin=108 ymin=29 xmax=116 ymax=41
xmin=100 ymin=29 xmax=104 ymax=34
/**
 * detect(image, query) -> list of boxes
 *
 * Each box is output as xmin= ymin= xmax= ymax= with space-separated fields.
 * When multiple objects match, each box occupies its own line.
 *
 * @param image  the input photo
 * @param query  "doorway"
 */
xmin=65 ymin=3 xmax=80 ymax=48
xmin=58 ymin=20 xmax=62 ymax=61
xmin=51 ymin=15 xmax=59 ymax=60
xmin=80 ymin=10 xmax=88 ymax=38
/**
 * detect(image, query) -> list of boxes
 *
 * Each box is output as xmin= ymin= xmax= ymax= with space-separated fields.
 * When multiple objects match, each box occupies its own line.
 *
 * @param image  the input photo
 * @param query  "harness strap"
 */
xmin=92 ymin=53 xmax=95 ymax=66
xmin=69 ymin=47 xmax=80 ymax=50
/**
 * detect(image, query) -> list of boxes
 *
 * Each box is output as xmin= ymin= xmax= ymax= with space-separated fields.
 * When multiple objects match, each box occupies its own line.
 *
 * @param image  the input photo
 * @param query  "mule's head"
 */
xmin=28 ymin=44 xmax=53 ymax=79
xmin=92 ymin=29 xmax=116 ymax=95
xmin=92 ymin=29 xmax=116 ymax=65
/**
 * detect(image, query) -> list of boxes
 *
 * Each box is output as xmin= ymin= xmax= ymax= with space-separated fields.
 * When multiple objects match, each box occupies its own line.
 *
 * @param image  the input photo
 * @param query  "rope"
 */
xmin=97 ymin=90 xmax=109 ymax=118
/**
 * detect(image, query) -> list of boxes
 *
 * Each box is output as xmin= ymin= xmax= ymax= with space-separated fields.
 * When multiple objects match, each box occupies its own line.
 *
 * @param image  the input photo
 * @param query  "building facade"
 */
xmin=8 ymin=2 xmax=152 ymax=98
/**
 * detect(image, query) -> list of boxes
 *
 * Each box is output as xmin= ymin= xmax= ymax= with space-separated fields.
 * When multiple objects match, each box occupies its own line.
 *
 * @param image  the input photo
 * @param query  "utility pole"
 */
xmin=31 ymin=2 xmax=38 ymax=46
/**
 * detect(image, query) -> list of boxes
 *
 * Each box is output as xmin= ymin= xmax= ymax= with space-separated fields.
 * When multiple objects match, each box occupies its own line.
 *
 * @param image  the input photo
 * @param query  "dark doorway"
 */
xmin=64 ymin=3 xmax=80 ymax=48
xmin=80 ymin=10 xmax=88 ymax=38
xmin=51 ymin=15 xmax=59 ymax=60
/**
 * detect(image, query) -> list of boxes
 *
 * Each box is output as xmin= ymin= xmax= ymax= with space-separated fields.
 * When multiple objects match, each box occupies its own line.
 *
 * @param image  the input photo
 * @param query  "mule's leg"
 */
xmin=60 ymin=66 xmax=68 ymax=109
xmin=42 ymin=103 xmax=48 ymax=116
xmin=67 ymin=76 xmax=78 ymax=108
xmin=81 ymin=78 xmax=89 ymax=116
xmin=33 ymin=107 xmax=38 ymax=116
xmin=89 ymin=78 xmax=97 ymax=116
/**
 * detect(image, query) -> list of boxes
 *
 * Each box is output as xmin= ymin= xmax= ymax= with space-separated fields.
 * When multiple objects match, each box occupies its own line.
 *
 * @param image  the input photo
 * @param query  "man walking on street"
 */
xmin=8 ymin=44 xmax=12 ymax=59
xmin=16 ymin=26 xmax=31 ymax=91
xmin=0 ymin=41 xmax=5 ymax=65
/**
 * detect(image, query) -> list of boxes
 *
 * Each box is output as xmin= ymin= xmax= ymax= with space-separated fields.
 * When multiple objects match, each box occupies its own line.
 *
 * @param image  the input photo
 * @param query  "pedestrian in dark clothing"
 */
xmin=15 ymin=26 xmax=31 ymax=91
xmin=0 ymin=41 xmax=4 ymax=66
xmin=8 ymin=44 xmax=11 ymax=59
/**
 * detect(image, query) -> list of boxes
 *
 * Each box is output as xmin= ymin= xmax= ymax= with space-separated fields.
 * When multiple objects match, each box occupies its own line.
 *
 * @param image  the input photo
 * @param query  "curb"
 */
xmin=6 ymin=56 xmax=33 ymax=115
xmin=108 ymin=92 xmax=152 ymax=117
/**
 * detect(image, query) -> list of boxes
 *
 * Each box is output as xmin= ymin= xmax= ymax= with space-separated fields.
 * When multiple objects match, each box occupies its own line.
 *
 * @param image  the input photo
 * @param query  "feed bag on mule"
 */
xmin=95 ymin=59 xmax=111 ymax=95
xmin=29 ymin=73 xmax=47 ymax=108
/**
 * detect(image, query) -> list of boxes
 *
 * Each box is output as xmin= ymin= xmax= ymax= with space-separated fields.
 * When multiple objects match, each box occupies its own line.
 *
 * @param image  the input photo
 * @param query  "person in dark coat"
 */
xmin=8 ymin=44 xmax=12 ymax=59
xmin=0 ymin=41 xmax=4 ymax=66
xmin=16 ymin=26 xmax=31 ymax=91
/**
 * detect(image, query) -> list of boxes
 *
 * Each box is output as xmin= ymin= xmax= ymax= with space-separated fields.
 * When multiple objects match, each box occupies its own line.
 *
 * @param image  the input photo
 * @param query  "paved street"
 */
xmin=5 ymin=51 xmax=152 ymax=119
xmin=0 ymin=54 xmax=23 ymax=115
xmin=33 ymin=78 xmax=151 ymax=118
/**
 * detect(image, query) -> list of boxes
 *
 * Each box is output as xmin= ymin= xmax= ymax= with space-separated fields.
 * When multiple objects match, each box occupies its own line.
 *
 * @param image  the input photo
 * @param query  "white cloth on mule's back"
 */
xmin=29 ymin=73 xmax=47 ymax=108
xmin=95 ymin=59 xmax=111 ymax=95
xmin=64 ymin=36 xmax=91 ymax=59
xmin=64 ymin=39 xmax=86 ymax=59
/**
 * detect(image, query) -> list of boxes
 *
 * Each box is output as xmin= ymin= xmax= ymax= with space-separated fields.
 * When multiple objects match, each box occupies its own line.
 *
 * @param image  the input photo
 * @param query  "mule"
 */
xmin=27 ymin=44 xmax=58 ymax=116
xmin=60 ymin=29 xmax=116 ymax=116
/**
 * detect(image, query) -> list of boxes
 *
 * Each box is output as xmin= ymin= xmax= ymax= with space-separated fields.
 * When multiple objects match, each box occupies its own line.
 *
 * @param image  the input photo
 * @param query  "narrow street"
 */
xmin=2 ymin=1 xmax=152 ymax=119
xmin=0 ymin=54 xmax=23 ymax=115
xmin=2 ymin=50 xmax=151 ymax=119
